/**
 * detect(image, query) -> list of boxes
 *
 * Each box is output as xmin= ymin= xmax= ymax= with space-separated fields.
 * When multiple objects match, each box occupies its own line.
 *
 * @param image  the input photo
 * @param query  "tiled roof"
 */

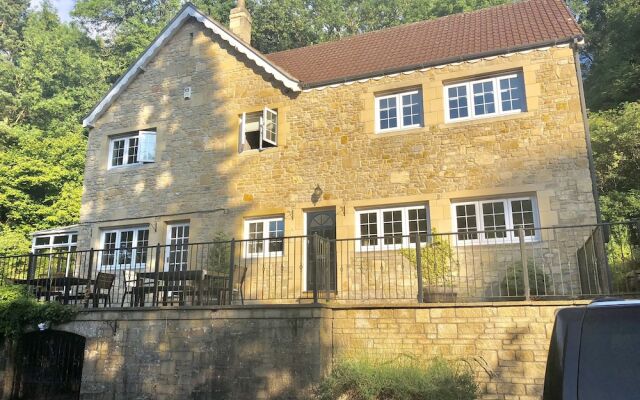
xmin=266 ymin=0 xmax=583 ymax=87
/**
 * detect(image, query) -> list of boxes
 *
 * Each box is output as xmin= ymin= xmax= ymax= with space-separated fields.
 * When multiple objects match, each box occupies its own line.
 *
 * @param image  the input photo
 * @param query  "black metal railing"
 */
xmin=1 ymin=221 xmax=638 ymax=307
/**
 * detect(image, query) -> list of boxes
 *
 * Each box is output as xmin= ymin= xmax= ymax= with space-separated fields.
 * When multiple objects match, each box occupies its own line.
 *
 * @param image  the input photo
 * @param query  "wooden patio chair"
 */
xmin=219 ymin=266 xmax=247 ymax=305
xmin=67 ymin=272 xmax=115 ymax=307
xmin=121 ymin=270 xmax=155 ymax=307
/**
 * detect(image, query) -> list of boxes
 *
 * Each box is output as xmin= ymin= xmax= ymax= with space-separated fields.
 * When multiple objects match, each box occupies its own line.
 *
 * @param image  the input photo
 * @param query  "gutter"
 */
xmin=301 ymin=36 xmax=583 ymax=90
xmin=571 ymin=38 xmax=602 ymax=225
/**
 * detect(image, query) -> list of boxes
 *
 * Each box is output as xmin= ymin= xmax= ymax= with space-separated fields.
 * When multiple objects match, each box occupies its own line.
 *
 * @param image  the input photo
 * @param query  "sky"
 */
xmin=32 ymin=0 xmax=76 ymax=22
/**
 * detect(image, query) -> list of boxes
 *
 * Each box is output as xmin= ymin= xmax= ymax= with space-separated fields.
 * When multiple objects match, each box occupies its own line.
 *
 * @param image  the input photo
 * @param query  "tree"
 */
xmin=0 ymin=0 xmax=30 ymax=59
xmin=581 ymin=0 xmax=640 ymax=111
xmin=590 ymin=102 xmax=640 ymax=221
xmin=0 ymin=4 xmax=108 ymax=254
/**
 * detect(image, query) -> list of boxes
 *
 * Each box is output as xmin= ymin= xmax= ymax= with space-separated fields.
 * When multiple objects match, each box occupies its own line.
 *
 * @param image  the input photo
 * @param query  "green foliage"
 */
xmin=0 ymin=285 xmax=77 ymax=340
xmin=500 ymin=261 xmax=550 ymax=297
xmin=581 ymin=0 xmax=640 ymax=111
xmin=0 ymin=0 xmax=29 ymax=59
xmin=313 ymin=357 xmax=478 ymax=400
xmin=206 ymin=232 xmax=232 ymax=274
xmin=590 ymin=102 xmax=640 ymax=221
xmin=401 ymin=233 xmax=456 ymax=285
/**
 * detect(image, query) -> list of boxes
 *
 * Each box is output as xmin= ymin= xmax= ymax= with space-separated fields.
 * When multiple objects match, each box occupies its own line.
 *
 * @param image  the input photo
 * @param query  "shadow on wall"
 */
xmin=80 ymin=17 xmax=299 ymax=243
xmin=52 ymin=309 xmax=326 ymax=400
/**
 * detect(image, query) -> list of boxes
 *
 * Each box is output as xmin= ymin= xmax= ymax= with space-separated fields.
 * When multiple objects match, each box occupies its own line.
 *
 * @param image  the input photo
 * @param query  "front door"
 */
xmin=166 ymin=223 xmax=190 ymax=272
xmin=306 ymin=210 xmax=337 ymax=291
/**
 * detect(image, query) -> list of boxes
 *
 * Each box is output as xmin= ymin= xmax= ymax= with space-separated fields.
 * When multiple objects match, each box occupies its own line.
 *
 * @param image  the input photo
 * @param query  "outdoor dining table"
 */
xmin=134 ymin=270 xmax=228 ymax=307
xmin=11 ymin=277 xmax=92 ymax=305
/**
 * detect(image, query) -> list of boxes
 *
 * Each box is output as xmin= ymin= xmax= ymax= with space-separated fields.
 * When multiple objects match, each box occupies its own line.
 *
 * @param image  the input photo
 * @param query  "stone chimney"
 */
xmin=229 ymin=0 xmax=252 ymax=44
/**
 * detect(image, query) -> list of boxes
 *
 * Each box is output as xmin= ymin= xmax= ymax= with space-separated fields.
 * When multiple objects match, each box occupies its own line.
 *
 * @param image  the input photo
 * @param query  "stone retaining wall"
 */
xmin=2 ymin=301 xmax=589 ymax=399
xmin=331 ymin=301 xmax=588 ymax=400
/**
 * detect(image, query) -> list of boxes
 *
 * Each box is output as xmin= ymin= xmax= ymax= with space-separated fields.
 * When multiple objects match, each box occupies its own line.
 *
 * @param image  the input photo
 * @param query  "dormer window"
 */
xmin=240 ymin=108 xmax=278 ymax=152
xmin=444 ymin=71 xmax=526 ymax=122
xmin=109 ymin=130 xmax=156 ymax=169
xmin=375 ymin=89 xmax=423 ymax=133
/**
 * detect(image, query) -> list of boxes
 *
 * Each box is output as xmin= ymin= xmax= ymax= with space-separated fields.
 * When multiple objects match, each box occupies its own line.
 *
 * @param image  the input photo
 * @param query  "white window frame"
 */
xmin=100 ymin=226 xmax=150 ymax=269
xmin=355 ymin=205 xmax=429 ymax=251
xmin=243 ymin=217 xmax=284 ymax=257
xmin=239 ymin=107 xmax=278 ymax=152
xmin=375 ymin=89 xmax=423 ymax=133
xmin=108 ymin=130 xmax=156 ymax=169
xmin=444 ymin=72 xmax=526 ymax=123
xmin=32 ymin=233 xmax=78 ymax=254
xmin=451 ymin=197 xmax=540 ymax=245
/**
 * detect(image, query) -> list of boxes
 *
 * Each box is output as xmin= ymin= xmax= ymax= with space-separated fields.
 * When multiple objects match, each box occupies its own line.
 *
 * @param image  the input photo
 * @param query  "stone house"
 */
xmin=32 ymin=0 xmax=600 ymax=301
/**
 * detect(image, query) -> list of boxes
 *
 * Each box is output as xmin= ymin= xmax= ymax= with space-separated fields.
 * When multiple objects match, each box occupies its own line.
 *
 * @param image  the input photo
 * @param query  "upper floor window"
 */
xmin=452 ymin=196 xmax=538 ymax=244
xmin=109 ymin=130 xmax=156 ymax=169
xmin=444 ymin=71 xmax=526 ymax=122
xmin=244 ymin=216 xmax=284 ymax=256
xmin=375 ymin=89 xmax=423 ymax=132
xmin=356 ymin=205 xmax=429 ymax=250
xmin=240 ymin=108 xmax=278 ymax=152
xmin=101 ymin=226 xmax=150 ymax=268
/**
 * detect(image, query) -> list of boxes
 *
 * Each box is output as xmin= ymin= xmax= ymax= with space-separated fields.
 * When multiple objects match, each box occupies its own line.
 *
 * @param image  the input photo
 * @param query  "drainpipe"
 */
xmin=573 ymin=38 xmax=612 ymax=293
xmin=572 ymin=38 xmax=603 ymax=224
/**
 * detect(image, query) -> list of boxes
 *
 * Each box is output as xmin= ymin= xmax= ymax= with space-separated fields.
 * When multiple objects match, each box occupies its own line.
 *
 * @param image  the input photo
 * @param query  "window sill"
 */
xmin=453 ymin=237 xmax=540 ymax=247
xmin=107 ymin=162 xmax=154 ymax=172
xmin=372 ymin=126 xmax=425 ymax=137
xmin=238 ymin=147 xmax=279 ymax=156
xmin=442 ymin=111 xmax=528 ymax=127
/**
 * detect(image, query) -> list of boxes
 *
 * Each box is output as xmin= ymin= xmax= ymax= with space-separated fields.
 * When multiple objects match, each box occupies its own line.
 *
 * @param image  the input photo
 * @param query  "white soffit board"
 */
xmin=83 ymin=4 xmax=300 ymax=128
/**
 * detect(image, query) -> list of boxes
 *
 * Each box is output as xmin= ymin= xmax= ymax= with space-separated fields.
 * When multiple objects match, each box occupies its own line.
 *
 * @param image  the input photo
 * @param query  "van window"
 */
xmin=578 ymin=307 xmax=640 ymax=400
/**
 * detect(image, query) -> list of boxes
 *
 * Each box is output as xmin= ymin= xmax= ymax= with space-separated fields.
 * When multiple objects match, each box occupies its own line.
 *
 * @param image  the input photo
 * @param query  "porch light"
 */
xmin=312 ymin=185 xmax=323 ymax=205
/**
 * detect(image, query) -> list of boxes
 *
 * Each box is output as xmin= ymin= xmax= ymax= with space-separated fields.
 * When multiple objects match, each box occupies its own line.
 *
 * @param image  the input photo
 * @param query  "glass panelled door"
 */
xmin=166 ymin=224 xmax=190 ymax=272
xmin=306 ymin=210 xmax=337 ymax=291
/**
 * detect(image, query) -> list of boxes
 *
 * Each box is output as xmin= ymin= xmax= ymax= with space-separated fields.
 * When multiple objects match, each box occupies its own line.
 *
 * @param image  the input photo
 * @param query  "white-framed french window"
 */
xmin=355 ymin=205 xmax=429 ymax=251
xmin=375 ymin=89 xmax=423 ymax=133
xmin=451 ymin=196 xmax=539 ymax=245
xmin=108 ymin=130 xmax=156 ymax=169
xmin=165 ymin=223 xmax=190 ymax=272
xmin=243 ymin=217 xmax=284 ymax=257
xmin=100 ymin=226 xmax=150 ymax=269
xmin=444 ymin=71 xmax=526 ymax=123
xmin=31 ymin=232 xmax=79 ymax=276
xmin=239 ymin=107 xmax=278 ymax=152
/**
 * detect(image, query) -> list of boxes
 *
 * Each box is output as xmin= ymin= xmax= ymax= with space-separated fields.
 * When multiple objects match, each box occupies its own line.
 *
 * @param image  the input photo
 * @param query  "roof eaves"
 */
xmin=83 ymin=3 xmax=300 ymax=128
xmin=300 ymin=36 xmax=583 ymax=89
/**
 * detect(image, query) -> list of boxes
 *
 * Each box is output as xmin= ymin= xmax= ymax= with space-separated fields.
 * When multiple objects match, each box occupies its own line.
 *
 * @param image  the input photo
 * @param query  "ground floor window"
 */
xmin=452 ymin=196 xmax=538 ymax=244
xmin=32 ymin=232 xmax=78 ymax=255
xmin=101 ymin=227 xmax=150 ymax=268
xmin=244 ymin=217 xmax=284 ymax=256
xmin=355 ymin=205 xmax=429 ymax=250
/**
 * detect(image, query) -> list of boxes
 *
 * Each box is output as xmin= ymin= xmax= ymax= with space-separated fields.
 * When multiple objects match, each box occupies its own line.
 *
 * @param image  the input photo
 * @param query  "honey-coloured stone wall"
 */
xmin=79 ymin=17 xmax=596 ymax=252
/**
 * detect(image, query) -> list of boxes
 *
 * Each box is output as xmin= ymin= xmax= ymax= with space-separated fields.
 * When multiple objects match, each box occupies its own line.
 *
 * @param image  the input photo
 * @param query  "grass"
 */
xmin=313 ymin=357 xmax=478 ymax=400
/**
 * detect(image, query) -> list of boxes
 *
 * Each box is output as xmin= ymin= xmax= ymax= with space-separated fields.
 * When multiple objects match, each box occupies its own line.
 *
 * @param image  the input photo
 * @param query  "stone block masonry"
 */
xmin=7 ymin=301 xmax=587 ymax=400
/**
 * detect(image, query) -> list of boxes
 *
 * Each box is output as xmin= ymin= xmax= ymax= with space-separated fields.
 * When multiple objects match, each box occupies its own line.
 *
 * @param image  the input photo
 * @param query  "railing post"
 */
xmin=227 ymin=239 xmax=236 ymax=305
xmin=152 ymin=243 xmax=161 ymax=307
xmin=415 ymin=235 xmax=424 ymax=303
xmin=518 ymin=228 xmax=531 ymax=300
xmin=84 ymin=248 xmax=94 ymax=308
xmin=312 ymin=234 xmax=319 ymax=304
xmin=27 ymin=252 xmax=36 ymax=280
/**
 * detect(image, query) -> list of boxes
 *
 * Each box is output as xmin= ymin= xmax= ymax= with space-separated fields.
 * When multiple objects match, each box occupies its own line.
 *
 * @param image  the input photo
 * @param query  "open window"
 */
xmin=239 ymin=108 xmax=278 ymax=152
xmin=108 ymin=129 xmax=156 ymax=168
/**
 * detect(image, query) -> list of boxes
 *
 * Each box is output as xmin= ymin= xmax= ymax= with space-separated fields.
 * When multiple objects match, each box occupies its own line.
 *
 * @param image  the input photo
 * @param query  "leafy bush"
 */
xmin=500 ymin=261 xmax=550 ymax=297
xmin=313 ymin=357 xmax=478 ymax=400
xmin=0 ymin=285 xmax=77 ymax=340
xmin=401 ymin=231 xmax=457 ymax=286
xmin=206 ymin=232 xmax=232 ymax=274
